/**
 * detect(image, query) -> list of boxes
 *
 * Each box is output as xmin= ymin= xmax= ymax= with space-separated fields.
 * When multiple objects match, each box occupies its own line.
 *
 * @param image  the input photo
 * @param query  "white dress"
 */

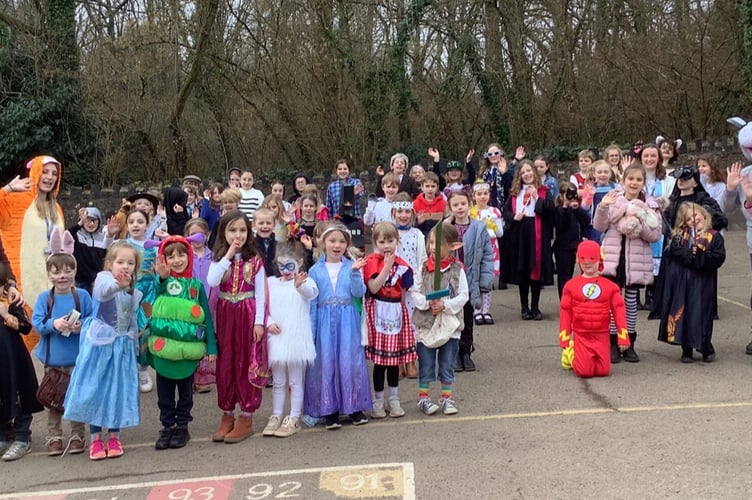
xmin=397 ymin=227 xmax=427 ymax=331
xmin=267 ymin=277 xmax=318 ymax=366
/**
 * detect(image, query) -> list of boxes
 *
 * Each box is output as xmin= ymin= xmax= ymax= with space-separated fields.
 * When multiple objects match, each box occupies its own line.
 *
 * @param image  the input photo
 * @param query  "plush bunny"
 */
xmin=616 ymin=200 xmax=659 ymax=239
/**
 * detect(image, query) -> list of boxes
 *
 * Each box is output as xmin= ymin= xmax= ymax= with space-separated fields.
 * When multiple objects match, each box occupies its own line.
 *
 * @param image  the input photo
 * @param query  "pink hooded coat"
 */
xmin=592 ymin=194 xmax=662 ymax=286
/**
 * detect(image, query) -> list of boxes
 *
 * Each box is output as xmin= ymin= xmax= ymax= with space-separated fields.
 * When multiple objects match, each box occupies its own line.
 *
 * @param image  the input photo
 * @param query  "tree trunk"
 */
xmin=168 ymin=0 xmax=220 ymax=177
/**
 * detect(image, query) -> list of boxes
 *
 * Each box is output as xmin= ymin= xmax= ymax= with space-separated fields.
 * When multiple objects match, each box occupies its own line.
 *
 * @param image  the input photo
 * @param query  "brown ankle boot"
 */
xmin=405 ymin=361 xmax=418 ymax=379
xmin=211 ymin=414 xmax=234 ymax=442
xmin=224 ymin=415 xmax=253 ymax=443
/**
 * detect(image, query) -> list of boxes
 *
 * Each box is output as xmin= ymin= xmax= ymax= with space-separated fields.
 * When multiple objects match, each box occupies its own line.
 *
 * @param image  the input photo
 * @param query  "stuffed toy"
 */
xmin=616 ymin=200 xmax=660 ymax=239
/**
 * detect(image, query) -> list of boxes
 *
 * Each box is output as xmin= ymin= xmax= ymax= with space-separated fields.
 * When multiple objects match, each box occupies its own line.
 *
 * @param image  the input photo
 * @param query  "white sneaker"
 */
xmin=371 ymin=399 xmax=386 ymax=419
xmin=138 ymin=367 xmax=153 ymax=393
xmin=2 ymin=441 xmax=31 ymax=461
xmin=417 ymin=398 xmax=439 ymax=415
xmin=438 ymin=397 xmax=459 ymax=415
xmin=262 ymin=415 xmax=282 ymax=436
xmin=273 ymin=416 xmax=300 ymax=438
xmin=387 ymin=398 xmax=405 ymax=418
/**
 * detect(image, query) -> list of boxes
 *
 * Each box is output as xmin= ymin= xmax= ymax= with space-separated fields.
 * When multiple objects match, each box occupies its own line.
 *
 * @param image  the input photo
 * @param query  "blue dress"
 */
xmin=304 ymin=256 xmax=371 ymax=417
xmin=63 ymin=272 xmax=142 ymax=429
xmin=127 ymin=238 xmax=157 ymax=331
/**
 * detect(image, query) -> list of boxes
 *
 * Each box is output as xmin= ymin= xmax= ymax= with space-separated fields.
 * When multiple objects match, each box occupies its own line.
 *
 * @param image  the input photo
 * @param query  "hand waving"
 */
xmin=727 ymin=161 xmax=744 ymax=191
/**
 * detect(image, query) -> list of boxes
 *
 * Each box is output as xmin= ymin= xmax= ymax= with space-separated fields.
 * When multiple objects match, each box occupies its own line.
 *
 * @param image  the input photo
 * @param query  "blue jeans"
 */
xmin=10 ymin=413 xmax=32 ymax=443
xmin=417 ymin=339 xmax=459 ymax=385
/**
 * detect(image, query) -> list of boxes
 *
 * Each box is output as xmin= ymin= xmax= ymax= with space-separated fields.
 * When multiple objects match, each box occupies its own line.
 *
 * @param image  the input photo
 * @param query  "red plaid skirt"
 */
xmin=364 ymin=297 xmax=417 ymax=365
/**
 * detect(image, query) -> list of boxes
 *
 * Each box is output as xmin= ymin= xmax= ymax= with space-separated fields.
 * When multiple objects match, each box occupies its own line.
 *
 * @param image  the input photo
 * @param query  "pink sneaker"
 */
xmin=89 ymin=438 xmax=106 ymax=461
xmin=106 ymin=437 xmax=123 ymax=458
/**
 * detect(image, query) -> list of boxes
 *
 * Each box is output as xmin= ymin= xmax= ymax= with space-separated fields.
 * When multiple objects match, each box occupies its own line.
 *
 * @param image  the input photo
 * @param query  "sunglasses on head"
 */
xmin=672 ymin=166 xmax=697 ymax=180
xmin=483 ymin=151 xmax=503 ymax=158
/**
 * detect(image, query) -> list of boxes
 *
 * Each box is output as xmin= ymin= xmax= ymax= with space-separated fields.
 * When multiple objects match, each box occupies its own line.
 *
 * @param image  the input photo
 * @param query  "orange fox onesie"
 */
xmin=0 ymin=155 xmax=65 ymax=350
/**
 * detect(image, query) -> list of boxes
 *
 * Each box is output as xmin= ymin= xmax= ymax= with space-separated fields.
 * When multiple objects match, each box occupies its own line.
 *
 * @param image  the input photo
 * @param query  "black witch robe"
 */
xmin=657 ymin=229 xmax=726 ymax=354
xmin=0 ymin=299 xmax=44 ymax=423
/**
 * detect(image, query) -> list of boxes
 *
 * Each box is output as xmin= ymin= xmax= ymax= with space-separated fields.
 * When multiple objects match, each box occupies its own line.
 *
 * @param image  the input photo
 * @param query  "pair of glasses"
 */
xmin=277 ymin=262 xmax=297 ymax=273
xmin=483 ymin=151 xmax=503 ymax=158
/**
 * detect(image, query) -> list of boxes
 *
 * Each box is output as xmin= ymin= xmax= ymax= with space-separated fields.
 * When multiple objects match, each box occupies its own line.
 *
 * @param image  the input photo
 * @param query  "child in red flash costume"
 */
xmin=559 ymin=241 xmax=630 ymax=378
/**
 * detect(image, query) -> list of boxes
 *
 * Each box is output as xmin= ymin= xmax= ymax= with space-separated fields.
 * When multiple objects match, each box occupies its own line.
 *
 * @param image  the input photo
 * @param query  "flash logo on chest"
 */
xmin=581 ymin=283 xmax=602 ymax=300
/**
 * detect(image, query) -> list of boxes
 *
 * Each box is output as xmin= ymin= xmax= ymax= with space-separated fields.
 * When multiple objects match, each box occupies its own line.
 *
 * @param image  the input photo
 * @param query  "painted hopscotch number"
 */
xmin=245 ymin=481 xmax=303 ymax=499
xmin=2 ymin=463 xmax=414 ymax=500
xmin=320 ymin=466 xmax=404 ymax=498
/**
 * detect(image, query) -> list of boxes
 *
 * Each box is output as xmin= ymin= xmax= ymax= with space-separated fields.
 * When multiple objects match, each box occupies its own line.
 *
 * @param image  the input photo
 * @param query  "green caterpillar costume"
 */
xmin=143 ymin=236 xmax=217 ymax=380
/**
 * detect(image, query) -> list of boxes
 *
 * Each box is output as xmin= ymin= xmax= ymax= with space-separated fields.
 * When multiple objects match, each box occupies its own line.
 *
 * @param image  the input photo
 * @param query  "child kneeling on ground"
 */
xmin=559 ymin=240 xmax=629 ymax=378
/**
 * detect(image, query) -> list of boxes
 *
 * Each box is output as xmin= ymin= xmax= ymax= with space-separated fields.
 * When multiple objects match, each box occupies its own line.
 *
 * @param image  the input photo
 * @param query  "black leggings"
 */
xmin=372 ymin=365 xmax=400 ymax=392
xmin=460 ymin=301 xmax=474 ymax=354
xmin=555 ymin=249 xmax=576 ymax=299
xmin=518 ymin=276 xmax=542 ymax=310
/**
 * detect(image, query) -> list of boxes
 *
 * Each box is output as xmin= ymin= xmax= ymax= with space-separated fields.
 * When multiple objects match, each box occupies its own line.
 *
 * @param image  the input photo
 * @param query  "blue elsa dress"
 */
xmin=63 ymin=272 xmax=142 ymax=429
xmin=304 ymin=256 xmax=372 ymax=417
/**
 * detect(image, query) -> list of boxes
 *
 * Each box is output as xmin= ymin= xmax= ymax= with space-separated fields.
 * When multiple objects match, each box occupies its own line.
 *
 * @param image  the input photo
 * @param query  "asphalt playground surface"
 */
xmin=2 ymin=229 xmax=752 ymax=499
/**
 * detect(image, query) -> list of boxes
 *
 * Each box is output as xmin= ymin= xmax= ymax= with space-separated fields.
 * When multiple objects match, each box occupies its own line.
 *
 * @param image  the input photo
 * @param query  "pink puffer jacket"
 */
xmin=592 ymin=195 xmax=662 ymax=286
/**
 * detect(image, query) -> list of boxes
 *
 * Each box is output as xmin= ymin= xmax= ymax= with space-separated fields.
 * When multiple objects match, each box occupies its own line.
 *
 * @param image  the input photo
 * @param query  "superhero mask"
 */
xmin=576 ymin=240 xmax=604 ymax=273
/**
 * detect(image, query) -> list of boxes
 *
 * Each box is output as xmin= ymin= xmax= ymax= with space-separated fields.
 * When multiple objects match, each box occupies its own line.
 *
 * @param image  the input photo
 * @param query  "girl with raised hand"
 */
xmin=593 ymin=163 xmax=662 ymax=364
xmin=207 ymin=211 xmax=268 ymax=444
xmin=63 ymin=242 xmax=142 ymax=460
xmin=363 ymin=221 xmax=417 ymax=419
xmin=502 ymin=160 xmax=556 ymax=321
xmin=262 ymin=239 xmax=317 ymax=438
xmin=304 ymin=222 xmax=371 ymax=430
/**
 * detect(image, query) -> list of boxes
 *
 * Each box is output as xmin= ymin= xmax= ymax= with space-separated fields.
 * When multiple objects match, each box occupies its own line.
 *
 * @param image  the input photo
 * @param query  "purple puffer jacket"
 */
xmin=592 ymin=194 xmax=662 ymax=286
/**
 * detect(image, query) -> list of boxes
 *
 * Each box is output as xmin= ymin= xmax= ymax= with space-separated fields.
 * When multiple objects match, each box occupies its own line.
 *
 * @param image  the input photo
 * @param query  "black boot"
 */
xmin=531 ymin=308 xmax=543 ymax=321
xmin=169 ymin=426 xmax=191 ymax=448
xmin=155 ymin=427 xmax=173 ymax=450
xmin=636 ymin=290 xmax=645 ymax=310
xmin=622 ymin=332 xmax=640 ymax=362
xmin=610 ymin=335 xmax=622 ymax=364
xmin=454 ymin=353 xmax=465 ymax=372
xmin=681 ymin=347 xmax=694 ymax=363
xmin=521 ymin=305 xmax=533 ymax=320
xmin=462 ymin=353 xmax=476 ymax=372
xmin=644 ymin=286 xmax=654 ymax=311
